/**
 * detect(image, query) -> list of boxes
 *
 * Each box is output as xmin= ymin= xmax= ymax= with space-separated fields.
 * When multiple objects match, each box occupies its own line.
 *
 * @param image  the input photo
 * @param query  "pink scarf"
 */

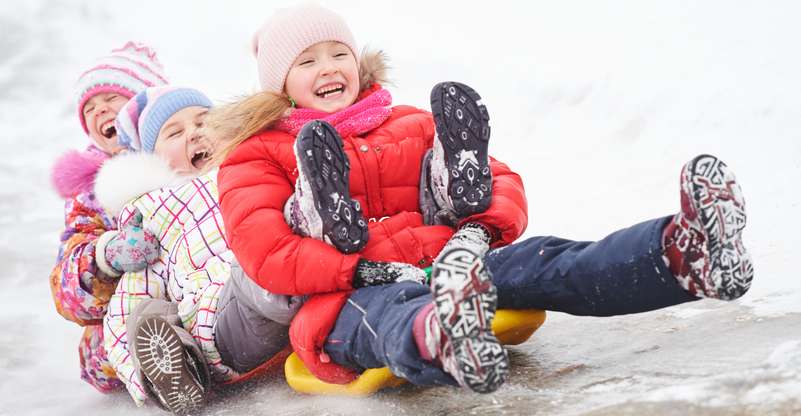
xmin=276 ymin=87 xmax=392 ymax=137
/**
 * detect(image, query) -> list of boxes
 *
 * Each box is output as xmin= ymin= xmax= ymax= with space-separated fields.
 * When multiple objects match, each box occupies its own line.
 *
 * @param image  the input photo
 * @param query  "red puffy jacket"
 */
xmin=218 ymin=104 xmax=528 ymax=383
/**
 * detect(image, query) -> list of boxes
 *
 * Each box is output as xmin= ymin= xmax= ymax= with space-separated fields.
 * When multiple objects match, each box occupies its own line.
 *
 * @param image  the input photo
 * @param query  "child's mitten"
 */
xmin=352 ymin=259 xmax=427 ymax=288
xmin=95 ymin=210 xmax=160 ymax=278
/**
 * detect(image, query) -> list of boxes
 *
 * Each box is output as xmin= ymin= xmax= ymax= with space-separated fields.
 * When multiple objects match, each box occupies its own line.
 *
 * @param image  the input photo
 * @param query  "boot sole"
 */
xmin=135 ymin=317 xmax=205 ymax=415
xmin=430 ymin=82 xmax=492 ymax=216
xmin=683 ymin=154 xmax=753 ymax=300
xmin=295 ymin=121 xmax=369 ymax=253
xmin=431 ymin=248 xmax=508 ymax=393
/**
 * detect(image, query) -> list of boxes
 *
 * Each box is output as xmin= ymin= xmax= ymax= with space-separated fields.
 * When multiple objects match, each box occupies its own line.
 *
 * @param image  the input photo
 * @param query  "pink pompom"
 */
xmin=51 ymin=149 xmax=109 ymax=199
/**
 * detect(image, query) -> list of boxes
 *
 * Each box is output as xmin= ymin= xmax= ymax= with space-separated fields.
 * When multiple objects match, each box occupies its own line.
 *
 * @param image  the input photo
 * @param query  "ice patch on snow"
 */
xmin=765 ymin=339 xmax=801 ymax=370
xmin=663 ymin=307 xmax=713 ymax=320
xmin=640 ymin=339 xmax=801 ymax=408
xmin=741 ymin=290 xmax=801 ymax=318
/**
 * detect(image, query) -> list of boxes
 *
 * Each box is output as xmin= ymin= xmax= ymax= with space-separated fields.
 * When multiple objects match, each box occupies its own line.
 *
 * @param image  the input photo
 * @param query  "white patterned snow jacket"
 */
xmin=97 ymin=153 xmax=237 ymax=405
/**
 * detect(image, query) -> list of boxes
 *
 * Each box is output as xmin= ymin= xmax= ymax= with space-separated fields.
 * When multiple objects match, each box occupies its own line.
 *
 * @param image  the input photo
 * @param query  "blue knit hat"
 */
xmin=116 ymin=86 xmax=213 ymax=153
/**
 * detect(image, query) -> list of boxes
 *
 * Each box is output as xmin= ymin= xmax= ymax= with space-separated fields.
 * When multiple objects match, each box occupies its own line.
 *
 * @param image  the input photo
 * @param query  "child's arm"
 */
xmin=49 ymin=193 xmax=119 ymax=326
xmin=458 ymin=157 xmax=528 ymax=247
xmin=51 ymin=194 xmax=160 ymax=326
xmin=218 ymin=137 xmax=361 ymax=296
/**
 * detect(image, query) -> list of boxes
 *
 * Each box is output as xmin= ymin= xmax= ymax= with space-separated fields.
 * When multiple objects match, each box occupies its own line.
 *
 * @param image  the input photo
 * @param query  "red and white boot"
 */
xmin=663 ymin=154 xmax=753 ymax=300
xmin=415 ymin=247 xmax=508 ymax=393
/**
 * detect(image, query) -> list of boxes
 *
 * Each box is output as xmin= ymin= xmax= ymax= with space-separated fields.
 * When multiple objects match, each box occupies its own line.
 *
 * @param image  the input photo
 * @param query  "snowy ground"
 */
xmin=1 ymin=1 xmax=800 ymax=415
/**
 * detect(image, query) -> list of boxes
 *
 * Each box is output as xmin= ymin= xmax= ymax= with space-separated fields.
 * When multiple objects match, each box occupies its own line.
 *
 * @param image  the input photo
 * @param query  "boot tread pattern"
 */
xmin=432 ymin=248 xmax=508 ymax=393
xmin=431 ymin=82 xmax=493 ymax=216
xmin=135 ymin=316 xmax=204 ymax=415
xmin=296 ymin=120 xmax=369 ymax=253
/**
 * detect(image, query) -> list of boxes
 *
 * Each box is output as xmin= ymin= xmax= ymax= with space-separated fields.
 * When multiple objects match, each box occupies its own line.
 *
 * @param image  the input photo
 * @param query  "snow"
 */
xmin=1 ymin=0 xmax=799 ymax=414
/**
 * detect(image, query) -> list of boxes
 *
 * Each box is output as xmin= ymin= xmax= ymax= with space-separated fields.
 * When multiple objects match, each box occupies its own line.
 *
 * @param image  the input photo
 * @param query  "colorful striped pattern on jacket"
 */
xmin=103 ymin=170 xmax=237 ymax=405
xmin=49 ymin=190 xmax=123 ymax=392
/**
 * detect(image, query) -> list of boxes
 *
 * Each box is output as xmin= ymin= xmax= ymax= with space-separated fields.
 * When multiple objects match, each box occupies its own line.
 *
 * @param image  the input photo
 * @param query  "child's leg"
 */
xmin=78 ymin=325 xmax=124 ymax=392
xmin=215 ymin=262 xmax=296 ymax=373
xmin=286 ymin=120 xmax=369 ymax=253
xmin=324 ymin=248 xmax=508 ymax=393
xmin=486 ymin=216 xmax=696 ymax=315
xmin=486 ymin=154 xmax=752 ymax=315
xmin=324 ymin=282 xmax=456 ymax=386
xmin=421 ymin=82 xmax=493 ymax=224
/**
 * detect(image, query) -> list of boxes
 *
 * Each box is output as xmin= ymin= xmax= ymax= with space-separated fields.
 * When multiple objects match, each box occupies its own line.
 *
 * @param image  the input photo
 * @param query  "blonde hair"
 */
xmin=205 ymin=48 xmax=389 ymax=168
xmin=206 ymin=91 xmax=292 ymax=167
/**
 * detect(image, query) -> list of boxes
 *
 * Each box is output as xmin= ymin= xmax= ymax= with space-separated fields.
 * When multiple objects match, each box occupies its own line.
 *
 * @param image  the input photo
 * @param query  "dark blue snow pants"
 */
xmin=487 ymin=216 xmax=698 ymax=315
xmin=324 ymin=216 xmax=698 ymax=386
xmin=324 ymin=282 xmax=458 ymax=387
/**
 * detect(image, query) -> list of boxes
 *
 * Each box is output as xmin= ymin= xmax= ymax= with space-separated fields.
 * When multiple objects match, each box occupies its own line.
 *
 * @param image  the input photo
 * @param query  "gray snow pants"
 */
xmin=214 ymin=262 xmax=304 ymax=373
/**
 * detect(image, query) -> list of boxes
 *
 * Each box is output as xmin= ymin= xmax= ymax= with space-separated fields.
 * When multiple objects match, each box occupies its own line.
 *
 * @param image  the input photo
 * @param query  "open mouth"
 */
xmin=191 ymin=149 xmax=212 ymax=170
xmin=100 ymin=120 xmax=116 ymax=139
xmin=315 ymin=83 xmax=345 ymax=99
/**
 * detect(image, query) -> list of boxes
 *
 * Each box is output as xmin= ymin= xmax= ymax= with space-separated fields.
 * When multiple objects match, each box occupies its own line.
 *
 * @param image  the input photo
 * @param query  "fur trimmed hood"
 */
xmin=94 ymin=152 xmax=189 ymax=218
xmin=358 ymin=48 xmax=390 ymax=91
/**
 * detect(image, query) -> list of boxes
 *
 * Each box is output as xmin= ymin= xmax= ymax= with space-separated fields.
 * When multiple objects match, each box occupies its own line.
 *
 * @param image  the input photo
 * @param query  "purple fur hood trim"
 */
xmin=51 ymin=146 xmax=110 ymax=199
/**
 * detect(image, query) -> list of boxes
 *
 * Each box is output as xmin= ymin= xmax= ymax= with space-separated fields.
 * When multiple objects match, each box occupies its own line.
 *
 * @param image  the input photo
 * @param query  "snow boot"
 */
xmin=133 ymin=316 xmax=210 ymax=415
xmin=424 ymin=247 xmax=509 ymax=393
xmin=663 ymin=154 xmax=753 ymax=300
xmin=429 ymin=81 xmax=492 ymax=218
xmin=287 ymin=120 xmax=369 ymax=254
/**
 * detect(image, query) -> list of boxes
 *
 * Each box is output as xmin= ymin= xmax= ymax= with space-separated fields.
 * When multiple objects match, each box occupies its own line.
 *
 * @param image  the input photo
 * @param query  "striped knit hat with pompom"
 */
xmin=75 ymin=41 xmax=168 ymax=133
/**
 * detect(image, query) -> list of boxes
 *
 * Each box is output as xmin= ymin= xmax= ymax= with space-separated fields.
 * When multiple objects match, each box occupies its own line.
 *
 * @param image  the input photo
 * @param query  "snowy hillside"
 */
xmin=1 ymin=1 xmax=799 ymax=415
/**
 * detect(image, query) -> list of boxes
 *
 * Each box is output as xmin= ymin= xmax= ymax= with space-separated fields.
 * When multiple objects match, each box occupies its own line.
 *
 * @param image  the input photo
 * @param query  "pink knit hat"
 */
xmin=75 ymin=41 xmax=168 ymax=134
xmin=252 ymin=5 xmax=358 ymax=93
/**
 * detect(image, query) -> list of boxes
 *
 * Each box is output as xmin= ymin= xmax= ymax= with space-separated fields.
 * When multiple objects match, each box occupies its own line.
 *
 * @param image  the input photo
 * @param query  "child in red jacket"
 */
xmin=212 ymin=4 xmax=753 ymax=396
xmin=212 ymin=4 xmax=523 ymax=393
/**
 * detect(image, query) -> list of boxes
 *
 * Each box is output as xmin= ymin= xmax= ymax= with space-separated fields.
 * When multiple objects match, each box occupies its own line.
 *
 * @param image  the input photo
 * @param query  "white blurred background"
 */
xmin=1 ymin=1 xmax=799 ymax=415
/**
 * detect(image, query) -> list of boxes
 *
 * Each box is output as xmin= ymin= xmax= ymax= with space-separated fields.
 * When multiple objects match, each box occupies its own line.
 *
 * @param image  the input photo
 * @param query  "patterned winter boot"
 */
xmin=133 ymin=316 xmax=211 ymax=415
xmin=415 ymin=247 xmax=509 ymax=393
xmin=286 ymin=120 xmax=369 ymax=254
xmin=429 ymin=82 xmax=493 ymax=218
xmin=663 ymin=154 xmax=754 ymax=300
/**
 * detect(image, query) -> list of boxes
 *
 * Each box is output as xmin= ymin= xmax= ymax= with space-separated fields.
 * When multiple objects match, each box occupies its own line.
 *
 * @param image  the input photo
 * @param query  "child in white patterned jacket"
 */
xmin=97 ymin=86 xmax=301 ymax=412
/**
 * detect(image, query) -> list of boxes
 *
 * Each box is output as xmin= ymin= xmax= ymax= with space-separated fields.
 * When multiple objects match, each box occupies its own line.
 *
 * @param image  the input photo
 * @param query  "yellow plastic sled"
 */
xmin=285 ymin=308 xmax=546 ymax=396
